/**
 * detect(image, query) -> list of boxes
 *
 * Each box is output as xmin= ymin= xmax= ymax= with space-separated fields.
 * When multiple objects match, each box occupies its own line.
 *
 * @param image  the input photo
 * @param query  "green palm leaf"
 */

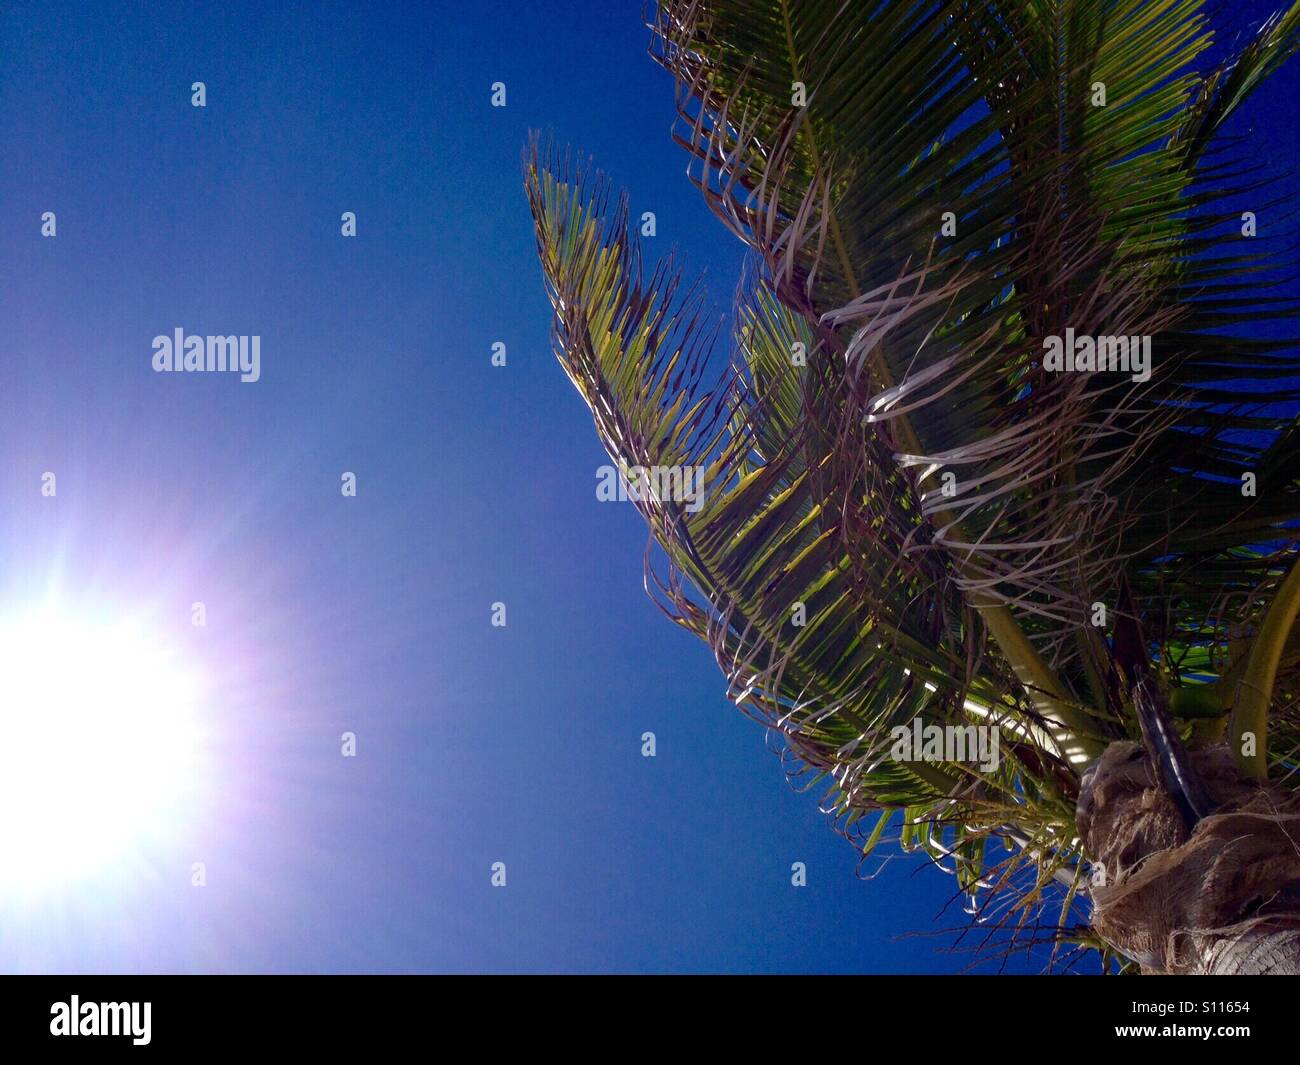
xmin=528 ymin=0 xmax=1300 ymax=971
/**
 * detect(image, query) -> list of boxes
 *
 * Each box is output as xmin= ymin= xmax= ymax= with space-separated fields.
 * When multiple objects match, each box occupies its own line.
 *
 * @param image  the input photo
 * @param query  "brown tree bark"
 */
xmin=1077 ymin=742 xmax=1300 ymax=974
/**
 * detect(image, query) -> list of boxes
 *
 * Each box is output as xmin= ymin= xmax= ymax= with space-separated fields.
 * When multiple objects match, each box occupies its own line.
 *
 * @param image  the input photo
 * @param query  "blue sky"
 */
xmin=0 ymin=0 xmax=1296 ymax=974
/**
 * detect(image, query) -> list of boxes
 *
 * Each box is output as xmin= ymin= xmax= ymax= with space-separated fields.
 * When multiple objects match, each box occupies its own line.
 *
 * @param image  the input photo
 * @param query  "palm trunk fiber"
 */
xmin=1077 ymin=741 xmax=1300 ymax=974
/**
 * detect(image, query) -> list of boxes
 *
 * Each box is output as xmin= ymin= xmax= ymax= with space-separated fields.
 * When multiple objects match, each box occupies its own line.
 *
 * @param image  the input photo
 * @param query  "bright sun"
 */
xmin=0 ymin=607 xmax=205 ymax=897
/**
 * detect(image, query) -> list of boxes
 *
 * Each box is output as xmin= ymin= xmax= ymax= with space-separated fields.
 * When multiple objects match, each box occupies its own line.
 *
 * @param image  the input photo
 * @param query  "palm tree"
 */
xmin=525 ymin=0 xmax=1300 ymax=973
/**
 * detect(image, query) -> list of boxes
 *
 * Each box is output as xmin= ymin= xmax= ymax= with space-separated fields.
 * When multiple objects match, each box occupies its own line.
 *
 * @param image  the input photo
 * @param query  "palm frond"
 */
xmin=527 ymin=0 xmax=1300 ymax=960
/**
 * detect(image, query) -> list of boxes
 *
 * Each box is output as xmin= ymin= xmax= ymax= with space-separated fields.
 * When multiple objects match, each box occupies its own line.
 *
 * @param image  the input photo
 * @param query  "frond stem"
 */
xmin=1229 ymin=556 xmax=1300 ymax=781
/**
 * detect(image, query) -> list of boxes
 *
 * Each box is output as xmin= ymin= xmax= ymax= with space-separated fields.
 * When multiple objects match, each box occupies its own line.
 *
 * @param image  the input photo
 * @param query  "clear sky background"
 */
xmin=0 ymin=0 xmax=1296 ymax=974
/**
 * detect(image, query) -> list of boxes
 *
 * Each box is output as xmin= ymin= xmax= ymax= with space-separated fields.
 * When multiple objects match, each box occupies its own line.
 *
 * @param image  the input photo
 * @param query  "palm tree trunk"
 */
xmin=1077 ymin=741 xmax=1300 ymax=974
xmin=1198 ymin=930 xmax=1300 ymax=975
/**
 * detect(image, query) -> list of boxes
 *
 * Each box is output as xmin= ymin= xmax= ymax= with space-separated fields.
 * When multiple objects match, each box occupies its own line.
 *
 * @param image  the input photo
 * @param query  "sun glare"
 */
xmin=0 ymin=607 xmax=206 ymax=897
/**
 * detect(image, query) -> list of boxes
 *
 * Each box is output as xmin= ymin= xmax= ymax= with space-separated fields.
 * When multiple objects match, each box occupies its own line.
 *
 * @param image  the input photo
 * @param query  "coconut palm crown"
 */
xmin=525 ymin=0 xmax=1300 ymax=973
